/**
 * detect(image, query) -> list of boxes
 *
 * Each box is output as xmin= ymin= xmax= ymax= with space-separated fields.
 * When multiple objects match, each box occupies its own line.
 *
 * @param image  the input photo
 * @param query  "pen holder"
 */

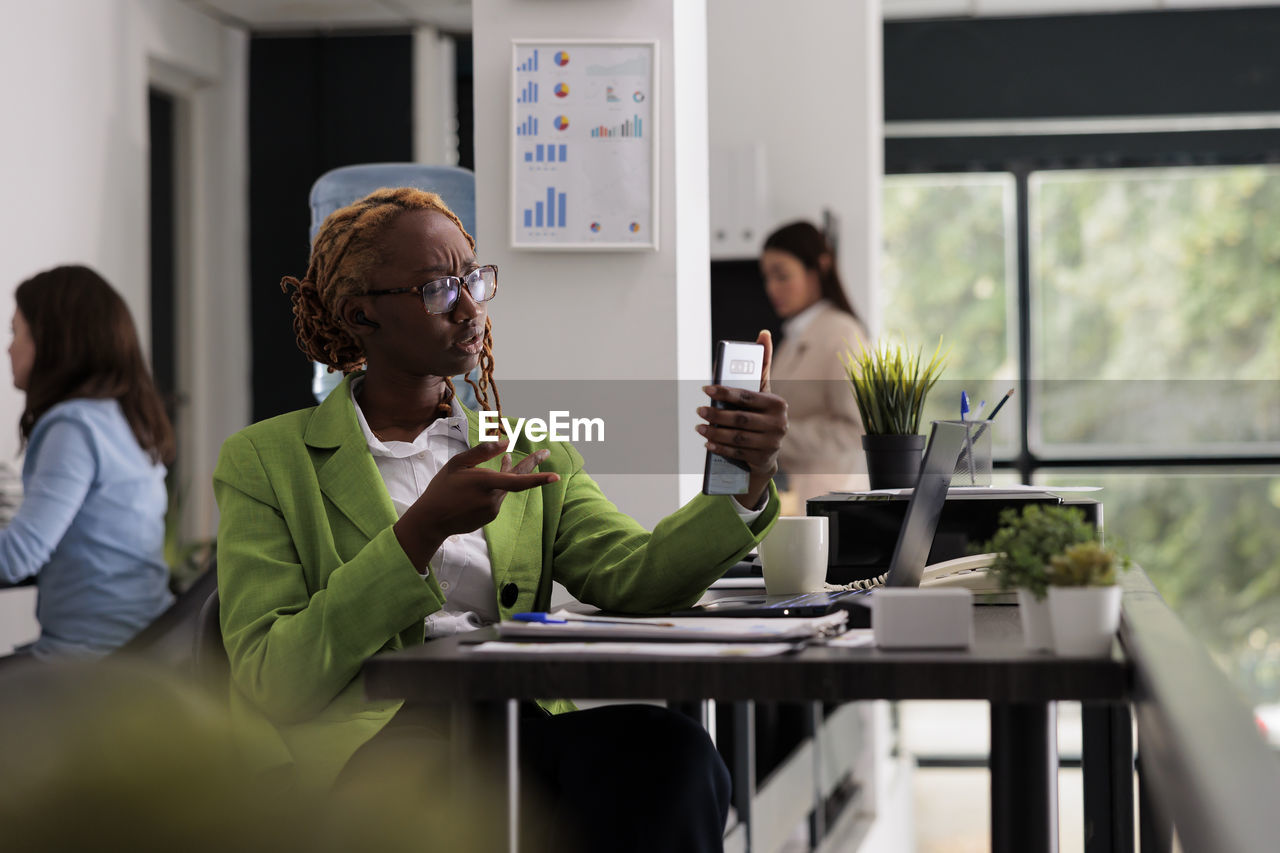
xmin=935 ymin=419 xmax=992 ymax=487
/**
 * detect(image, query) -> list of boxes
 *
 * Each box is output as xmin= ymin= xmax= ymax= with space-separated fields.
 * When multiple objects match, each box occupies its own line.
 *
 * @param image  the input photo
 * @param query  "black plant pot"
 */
xmin=861 ymin=433 xmax=926 ymax=490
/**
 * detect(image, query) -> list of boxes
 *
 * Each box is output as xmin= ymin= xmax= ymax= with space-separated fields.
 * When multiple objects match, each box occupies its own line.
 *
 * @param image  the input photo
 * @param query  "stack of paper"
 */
xmin=836 ymin=485 xmax=1101 ymax=497
xmin=471 ymin=641 xmax=803 ymax=658
xmin=495 ymin=610 xmax=847 ymax=642
xmin=469 ymin=609 xmax=848 ymax=658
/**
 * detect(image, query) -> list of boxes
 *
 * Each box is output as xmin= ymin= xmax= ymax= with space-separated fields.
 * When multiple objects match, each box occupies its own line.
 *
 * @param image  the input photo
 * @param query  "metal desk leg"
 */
xmin=990 ymin=701 xmax=1059 ymax=853
xmin=451 ymin=700 xmax=512 ymax=852
xmin=731 ymin=701 xmax=757 ymax=852
xmin=1083 ymin=702 xmax=1134 ymax=853
xmin=506 ymin=699 xmax=521 ymax=853
xmin=669 ymin=699 xmax=713 ymax=733
xmin=805 ymin=701 xmax=825 ymax=849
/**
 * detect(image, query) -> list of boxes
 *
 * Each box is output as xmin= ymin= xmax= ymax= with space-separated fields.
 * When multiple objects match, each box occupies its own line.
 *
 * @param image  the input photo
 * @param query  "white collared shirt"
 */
xmin=350 ymin=378 xmax=496 ymax=637
xmin=781 ymin=299 xmax=830 ymax=341
xmin=350 ymin=377 xmax=766 ymax=638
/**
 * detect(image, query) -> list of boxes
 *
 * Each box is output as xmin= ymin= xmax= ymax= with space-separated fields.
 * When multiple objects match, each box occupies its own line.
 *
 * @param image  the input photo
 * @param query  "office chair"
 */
xmin=193 ymin=585 xmax=228 ymax=698
xmin=111 ymin=559 xmax=218 ymax=669
xmin=307 ymin=163 xmax=480 ymax=406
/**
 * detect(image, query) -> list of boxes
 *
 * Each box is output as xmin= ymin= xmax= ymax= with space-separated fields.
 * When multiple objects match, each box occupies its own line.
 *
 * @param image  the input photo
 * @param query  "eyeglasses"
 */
xmin=366 ymin=264 xmax=498 ymax=315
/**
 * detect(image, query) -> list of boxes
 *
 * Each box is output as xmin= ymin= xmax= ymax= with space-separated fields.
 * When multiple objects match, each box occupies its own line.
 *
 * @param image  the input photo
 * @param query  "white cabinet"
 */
xmin=709 ymin=142 xmax=769 ymax=260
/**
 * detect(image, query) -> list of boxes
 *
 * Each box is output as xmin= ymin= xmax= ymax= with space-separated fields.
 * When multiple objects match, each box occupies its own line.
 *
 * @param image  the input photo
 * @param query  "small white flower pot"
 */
xmin=1047 ymin=586 xmax=1122 ymax=657
xmin=1016 ymin=588 xmax=1054 ymax=651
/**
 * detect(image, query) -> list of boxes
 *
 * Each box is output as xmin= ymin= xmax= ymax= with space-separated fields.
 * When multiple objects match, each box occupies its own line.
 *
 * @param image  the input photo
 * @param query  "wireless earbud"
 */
xmin=354 ymin=311 xmax=380 ymax=329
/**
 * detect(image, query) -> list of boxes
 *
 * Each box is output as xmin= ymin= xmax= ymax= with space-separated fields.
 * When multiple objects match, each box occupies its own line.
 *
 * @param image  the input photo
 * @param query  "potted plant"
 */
xmin=1046 ymin=541 xmax=1130 ymax=657
xmin=981 ymin=504 xmax=1097 ymax=651
xmin=839 ymin=338 xmax=948 ymax=489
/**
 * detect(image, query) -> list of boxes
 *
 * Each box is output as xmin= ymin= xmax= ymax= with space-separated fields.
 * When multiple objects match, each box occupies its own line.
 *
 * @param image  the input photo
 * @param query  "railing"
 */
xmin=1120 ymin=568 xmax=1280 ymax=853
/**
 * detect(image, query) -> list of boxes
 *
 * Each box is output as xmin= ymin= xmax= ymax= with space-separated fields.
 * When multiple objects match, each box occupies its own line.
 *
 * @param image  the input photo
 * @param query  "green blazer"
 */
xmin=213 ymin=373 xmax=779 ymax=788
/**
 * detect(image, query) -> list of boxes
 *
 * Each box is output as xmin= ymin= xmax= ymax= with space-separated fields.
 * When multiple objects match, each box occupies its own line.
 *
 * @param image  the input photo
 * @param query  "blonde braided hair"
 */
xmin=280 ymin=186 xmax=500 ymax=417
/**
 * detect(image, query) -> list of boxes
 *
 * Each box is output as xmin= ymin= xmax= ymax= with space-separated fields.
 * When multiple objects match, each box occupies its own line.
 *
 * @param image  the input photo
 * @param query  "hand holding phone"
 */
xmin=701 ymin=340 xmax=765 ymax=495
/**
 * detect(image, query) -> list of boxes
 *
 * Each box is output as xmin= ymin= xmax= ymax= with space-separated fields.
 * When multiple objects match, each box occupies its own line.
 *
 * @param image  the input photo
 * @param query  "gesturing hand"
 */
xmin=696 ymin=330 xmax=788 ymax=509
xmin=394 ymin=441 xmax=559 ymax=572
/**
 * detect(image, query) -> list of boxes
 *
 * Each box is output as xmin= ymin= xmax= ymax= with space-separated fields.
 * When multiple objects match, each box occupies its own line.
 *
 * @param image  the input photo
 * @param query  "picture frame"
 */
xmin=509 ymin=39 xmax=659 ymax=250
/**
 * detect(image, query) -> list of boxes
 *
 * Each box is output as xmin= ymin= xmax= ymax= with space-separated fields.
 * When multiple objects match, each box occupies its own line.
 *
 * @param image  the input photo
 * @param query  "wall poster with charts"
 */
xmin=510 ymin=40 xmax=658 ymax=250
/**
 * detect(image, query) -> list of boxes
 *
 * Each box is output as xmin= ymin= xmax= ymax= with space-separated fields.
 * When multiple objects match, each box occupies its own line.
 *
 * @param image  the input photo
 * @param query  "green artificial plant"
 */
xmin=1047 ymin=541 xmax=1130 ymax=587
xmin=981 ymin=504 xmax=1098 ymax=600
xmin=838 ymin=337 xmax=948 ymax=435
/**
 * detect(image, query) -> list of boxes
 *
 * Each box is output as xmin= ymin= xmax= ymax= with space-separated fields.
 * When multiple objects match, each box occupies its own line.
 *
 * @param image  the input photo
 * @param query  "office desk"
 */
xmin=364 ymin=603 xmax=1132 ymax=852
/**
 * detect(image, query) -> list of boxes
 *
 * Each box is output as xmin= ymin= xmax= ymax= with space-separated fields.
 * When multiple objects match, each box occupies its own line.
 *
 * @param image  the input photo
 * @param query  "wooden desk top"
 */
xmin=363 ymin=604 xmax=1130 ymax=705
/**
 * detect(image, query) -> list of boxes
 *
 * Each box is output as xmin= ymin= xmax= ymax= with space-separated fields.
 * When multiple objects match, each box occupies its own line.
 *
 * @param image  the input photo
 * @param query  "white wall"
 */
xmin=471 ymin=0 xmax=711 ymax=527
xmin=414 ymin=26 xmax=459 ymax=166
xmin=0 ymin=0 xmax=247 ymax=542
xmin=707 ymin=0 xmax=883 ymax=330
xmin=0 ymin=588 xmax=40 ymax=655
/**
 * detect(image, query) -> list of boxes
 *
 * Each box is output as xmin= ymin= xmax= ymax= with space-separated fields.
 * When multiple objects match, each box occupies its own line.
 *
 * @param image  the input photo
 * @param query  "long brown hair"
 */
xmin=762 ymin=221 xmax=862 ymax=325
xmin=280 ymin=186 xmax=500 ymax=416
xmin=15 ymin=265 xmax=175 ymax=464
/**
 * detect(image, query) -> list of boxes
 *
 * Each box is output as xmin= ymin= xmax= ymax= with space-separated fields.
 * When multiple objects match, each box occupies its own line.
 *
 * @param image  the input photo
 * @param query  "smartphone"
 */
xmin=701 ymin=340 xmax=765 ymax=496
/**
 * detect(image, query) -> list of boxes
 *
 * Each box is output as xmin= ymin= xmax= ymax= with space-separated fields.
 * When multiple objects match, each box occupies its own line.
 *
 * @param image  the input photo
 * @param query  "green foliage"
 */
xmin=1033 ymin=166 xmax=1280 ymax=383
xmin=839 ymin=337 xmax=949 ymax=435
xmin=882 ymin=175 xmax=1012 ymax=383
xmin=1031 ymin=167 xmax=1280 ymax=450
xmin=981 ymin=504 xmax=1098 ymax=599
xmin=1047 ymin=541 xmax=1130 ymax=587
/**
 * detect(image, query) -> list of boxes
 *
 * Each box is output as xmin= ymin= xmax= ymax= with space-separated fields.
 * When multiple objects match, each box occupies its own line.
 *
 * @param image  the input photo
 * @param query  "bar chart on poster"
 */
xmin=510 ymin=41 xmax=657 ymax=249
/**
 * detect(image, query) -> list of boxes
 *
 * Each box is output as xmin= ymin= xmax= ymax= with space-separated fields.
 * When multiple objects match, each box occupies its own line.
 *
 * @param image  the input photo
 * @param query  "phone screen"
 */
xmin=701 ymin=340 xmax=764 ymax=496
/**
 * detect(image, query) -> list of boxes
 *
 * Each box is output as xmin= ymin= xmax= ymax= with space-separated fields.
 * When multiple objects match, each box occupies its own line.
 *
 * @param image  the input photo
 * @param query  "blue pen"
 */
xmin=513 ymin=612 xmax=568 ymax=624
xmin=959 ymin=391 xmax=977 ymax=484
xmin=511 ymin=611 xmax=680 ymax=627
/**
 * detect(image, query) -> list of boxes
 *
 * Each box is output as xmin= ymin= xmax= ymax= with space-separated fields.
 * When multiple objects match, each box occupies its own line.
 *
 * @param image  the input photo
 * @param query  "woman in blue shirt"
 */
xmin=1 ymin=265 xmax=174 ymax=660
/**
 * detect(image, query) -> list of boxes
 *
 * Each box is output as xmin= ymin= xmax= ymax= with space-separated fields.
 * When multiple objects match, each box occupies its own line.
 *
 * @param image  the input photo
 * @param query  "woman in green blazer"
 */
xmin=213 ymin=187 xmax=787 ymax=852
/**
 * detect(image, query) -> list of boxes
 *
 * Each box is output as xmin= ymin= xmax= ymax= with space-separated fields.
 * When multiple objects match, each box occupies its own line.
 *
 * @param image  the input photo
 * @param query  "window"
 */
xmin=883 ymin=163 xmax=1280 ymax=705
xmin=882 ymin=173 xmax=1018 ymax=457
xmin=1031 ymin=166 xmax=1280 ymax=458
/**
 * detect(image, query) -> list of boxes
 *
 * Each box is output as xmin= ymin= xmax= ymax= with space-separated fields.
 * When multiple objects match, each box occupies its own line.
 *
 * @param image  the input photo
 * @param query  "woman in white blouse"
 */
xmin=760 ymin=221 xmax=870 ymax=511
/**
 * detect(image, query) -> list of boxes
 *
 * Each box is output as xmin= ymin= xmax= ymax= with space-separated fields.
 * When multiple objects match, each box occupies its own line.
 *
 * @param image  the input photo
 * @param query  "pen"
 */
xmin=512 ymin=612 xmax=680 ymax=627
xmin=513 ymin=612 xmax=568 ymax=623
xmin=971 ymin=388 xmax=1015 ymax=443
xmin=959 ymin=391 xmax=976 ymax=483
xmin=984 ymin=388 xmax=1015 ymax=421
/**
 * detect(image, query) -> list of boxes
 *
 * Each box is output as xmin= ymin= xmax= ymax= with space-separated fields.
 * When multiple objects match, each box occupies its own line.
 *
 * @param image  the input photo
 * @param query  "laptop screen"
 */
xmin=672 ymin=419 xmax=970 ymax=619
xmin=883 ymin=420 xmax=968 ymax=588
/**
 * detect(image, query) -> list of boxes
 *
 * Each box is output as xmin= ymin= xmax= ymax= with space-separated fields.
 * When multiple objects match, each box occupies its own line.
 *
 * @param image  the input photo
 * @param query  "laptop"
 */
xmin=674 ymin=419 xmax=968 ymax=625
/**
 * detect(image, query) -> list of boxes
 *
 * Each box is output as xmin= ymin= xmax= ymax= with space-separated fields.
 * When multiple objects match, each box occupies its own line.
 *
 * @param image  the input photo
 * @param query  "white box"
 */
xmin=873 ymin=588 xmax=973 ymax=649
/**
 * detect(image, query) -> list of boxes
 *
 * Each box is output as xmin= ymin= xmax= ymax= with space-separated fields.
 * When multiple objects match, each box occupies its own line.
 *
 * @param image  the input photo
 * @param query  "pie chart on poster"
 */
xmin=554 ymin=51 xmax=570 ymax=67
xmin=554 ymin=115 xmax=570 ymax=131
xmin=554 ymin=82 xmax=570 ymax=98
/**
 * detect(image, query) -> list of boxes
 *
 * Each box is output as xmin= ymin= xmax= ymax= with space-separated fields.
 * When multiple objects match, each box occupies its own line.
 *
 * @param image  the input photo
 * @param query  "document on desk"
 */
xmin=470 ymin=641 xmax=804 ymax=658
xmin=496 ymin=609 xmax=847 ymax=642
xmin=710 ymin=576 xmax=767 ymax=590
xmin=825 ymin=628 xmax=876 ymax=648
xmin=834 ymin=485 xmax=1102 ymax=497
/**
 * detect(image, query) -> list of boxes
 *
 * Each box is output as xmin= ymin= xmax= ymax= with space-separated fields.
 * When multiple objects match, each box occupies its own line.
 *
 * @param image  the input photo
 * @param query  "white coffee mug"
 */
xmin=758 ymin=516 xmax=829 ymax=595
